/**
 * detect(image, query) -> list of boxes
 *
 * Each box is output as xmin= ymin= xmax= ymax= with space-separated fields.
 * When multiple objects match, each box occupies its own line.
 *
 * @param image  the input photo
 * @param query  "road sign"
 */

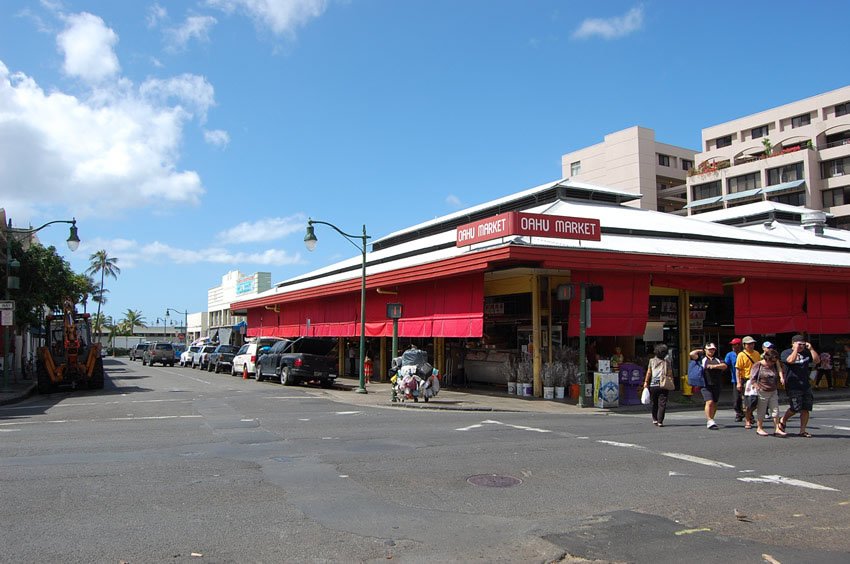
xmin=0 ymin=300 xmax=14 ymax=310
xmin=1 ymin=310 xmax=13 ymax=326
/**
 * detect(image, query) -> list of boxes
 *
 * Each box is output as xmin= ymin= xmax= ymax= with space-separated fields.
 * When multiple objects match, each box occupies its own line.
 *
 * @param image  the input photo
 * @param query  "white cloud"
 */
xmin=203 ymin=128 xmax=230 ymax=147
xmin=166 ymin=15 xmax=217 ymax=50
xmin=56 ymin=12 xmax=120 ymax=82
xmin=81 ymin=237 xmax=303 ymax=267
xmin=139 ymin=73 xmax=216 ymax=122
xmin=572 ymin=6 xmax=644 ymax=40
xmin=446 ymin=194 xmax=463 ymax=208
xmin=206 ymin=0 xmax=327 ymax=36
xmin=217 ymin=214 xmax=307 ymax=244
xmin=147 ymin=3 xmax=168 ymax=28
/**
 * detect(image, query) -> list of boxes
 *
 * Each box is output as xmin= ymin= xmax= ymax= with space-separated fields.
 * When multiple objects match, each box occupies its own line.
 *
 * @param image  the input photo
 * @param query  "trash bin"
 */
xmin=618 ymin=363 xmax=644 ymax=405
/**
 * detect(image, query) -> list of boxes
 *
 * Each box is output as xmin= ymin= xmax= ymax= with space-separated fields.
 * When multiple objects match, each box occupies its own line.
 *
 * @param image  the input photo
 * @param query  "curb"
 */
xmin=0 ymin=383 xmax=37 ymax=406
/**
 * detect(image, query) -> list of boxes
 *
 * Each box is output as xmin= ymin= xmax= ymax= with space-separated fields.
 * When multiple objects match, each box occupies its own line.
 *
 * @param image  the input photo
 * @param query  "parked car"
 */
xmin=130 ymin=343 xmax=149 ymax=361
xmin=180 ymin=345 xmax=200 ymax=367
xmin=231 ymin=337 xmax=285 ymax=377
xmin=143 ymin=342 xmax=175 ymax=366
xmin=207 ymin=344 xmax=240 ymax=373
xmin=191 ymin=345 xmax=218 ymax=370
xmin=172 ymin=344 xmax=186 ymax=363
xmin=255 ymin=337 xmax=337 ymax=387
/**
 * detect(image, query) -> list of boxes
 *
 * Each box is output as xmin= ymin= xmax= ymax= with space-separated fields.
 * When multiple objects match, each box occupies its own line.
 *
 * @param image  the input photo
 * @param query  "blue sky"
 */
xmin=1 ymin=1 xmax=848 ymax=327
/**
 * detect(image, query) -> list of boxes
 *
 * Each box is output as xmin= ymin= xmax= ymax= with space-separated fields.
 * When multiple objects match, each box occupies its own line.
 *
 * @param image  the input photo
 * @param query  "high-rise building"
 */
xmin=685 ymin=85 xmax=850 ymax=228
xmin=560 ymin=126 xmax=696 ymax=213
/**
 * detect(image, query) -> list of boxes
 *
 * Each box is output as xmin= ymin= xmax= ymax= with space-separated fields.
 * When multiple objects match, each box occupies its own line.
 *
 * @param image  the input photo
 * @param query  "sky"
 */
xmin=1 ymin=0 xmax=849 ymax=328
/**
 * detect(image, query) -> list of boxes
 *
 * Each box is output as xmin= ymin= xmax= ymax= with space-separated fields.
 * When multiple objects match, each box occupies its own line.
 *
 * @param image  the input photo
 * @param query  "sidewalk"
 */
xmin=0 ymin=380 xmax=36 ymax=406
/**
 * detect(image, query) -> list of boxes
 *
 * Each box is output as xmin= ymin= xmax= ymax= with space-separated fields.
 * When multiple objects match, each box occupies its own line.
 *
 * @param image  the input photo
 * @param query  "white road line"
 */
xmin=335 ymin=411 xmax=361 ymax=415
xmin=597 ymin=440 xmax=646 ymax=450
xmin=183 ymin=375 xmax=212 ymax=385
xmin=823 ymin=425 xmax=850 ymax=431
xmin=3 ymin=398 xmax=191 ymax=410
xmin=0 ymin=429 xmax=21 ymax=432
xmin=660 ymin=452 xmax=735 ymax=469
xmin=456 ymin=423 xmax=484 ymax=431
xmin=266 ymin=396 xmax=314 ymax=400
xmin=738 ymin=475 xmax=838 ymax=491
xmin=455 ymin=419 xmax=552 ymax=433
xmin=0 ymin=415 xmax=202 ymax=426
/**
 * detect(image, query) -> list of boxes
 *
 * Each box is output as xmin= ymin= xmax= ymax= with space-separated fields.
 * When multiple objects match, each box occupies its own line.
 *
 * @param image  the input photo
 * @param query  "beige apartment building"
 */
xmin=560 ymin=126 xmax=696 ymax=213
xmin=685 ymin=85 xmax=850 ymax=227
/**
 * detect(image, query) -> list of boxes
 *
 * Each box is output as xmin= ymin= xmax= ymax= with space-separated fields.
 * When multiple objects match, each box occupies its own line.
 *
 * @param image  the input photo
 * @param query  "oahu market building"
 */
xmin=231 ymin=179 xmax=850 ymax=398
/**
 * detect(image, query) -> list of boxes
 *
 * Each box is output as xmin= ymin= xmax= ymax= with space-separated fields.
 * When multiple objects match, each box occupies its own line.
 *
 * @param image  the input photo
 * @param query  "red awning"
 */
xmin=568 ymin=272 xmax=650 ymax=336
xmin=247 ymin=273 xmax=484 ymax=338
xmin=651 ymin=274 xmax=723 ymax=295
xmin=734 ymin=279 xmax=806 ymax=334
xmin=805 ymin=282 xmax=850 ymax=334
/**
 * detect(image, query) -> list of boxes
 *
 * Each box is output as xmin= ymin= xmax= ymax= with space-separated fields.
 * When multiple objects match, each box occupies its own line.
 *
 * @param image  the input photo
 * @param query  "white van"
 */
xmin=231 ymin=337 xmax=285 ymax=377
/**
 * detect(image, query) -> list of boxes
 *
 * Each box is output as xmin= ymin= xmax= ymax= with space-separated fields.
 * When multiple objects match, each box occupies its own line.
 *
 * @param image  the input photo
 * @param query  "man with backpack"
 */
xmin=690 ymin=343 xmax=728 ymax=430
xmin=736 ymin=336 xmax=762 ymax=429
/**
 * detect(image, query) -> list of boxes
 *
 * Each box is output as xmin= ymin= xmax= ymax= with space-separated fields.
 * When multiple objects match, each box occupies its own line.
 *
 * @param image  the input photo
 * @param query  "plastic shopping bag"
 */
xmin=640 ymin=387 xmax=651 ymax=405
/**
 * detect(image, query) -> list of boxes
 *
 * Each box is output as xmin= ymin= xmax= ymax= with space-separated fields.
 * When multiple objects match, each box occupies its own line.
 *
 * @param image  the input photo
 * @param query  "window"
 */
xmin=692 ymin=180 xmax=721 ymax=201
xmin=823 ymin=186 xmax=850 ymax=207
xmin=769 ymin=192 xmax=806 ymax=206
xmin=751 ymin=125 xmax=768 ymax=139
xmin=821 ymin=157 xmax=849 ymax=179
xmin=767 ymin=162 xmax=804 ymax=185
xmin=836 ymin=102 xmax=850 ymax=117
xmin=570 ymin=161 xmax=581 ymax=176
xmin=715 ymin=135 xmax=732 ymax=148
xmin=658 ymin=154 xmax=670 ymax=167
xmin=791 ymin=113 xmax=811 ymax=128
xmin=727 ymin=172 xmax=761 ymax=193
xmin=682 ymin=159 xmax=693 ymax=171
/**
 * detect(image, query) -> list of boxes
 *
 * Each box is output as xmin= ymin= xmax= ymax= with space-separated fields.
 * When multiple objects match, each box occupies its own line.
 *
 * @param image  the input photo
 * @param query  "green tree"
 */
xmin=86 ymin=250 xmax=121 ymax=338
xmin=120 ymin=309 xmax=146 ymax=335
xmin=11 ymin=241 xmax=83 ymax=331
xmin=74 ymin=273 xmax=98 ymax=313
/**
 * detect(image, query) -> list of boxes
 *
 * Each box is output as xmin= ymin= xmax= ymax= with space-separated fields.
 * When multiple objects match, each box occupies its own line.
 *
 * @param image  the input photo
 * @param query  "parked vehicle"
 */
xmin=172 ymin=344 xmax=186 ymax=363
xmin=207 ymin=344 xmax=239 ymax=373
xmin=130 ymin=343 xmax=149 ymax=361
xmin=180 ymin=345 xmax=200 ymax=367
xmin=143 ymin=342 xmax=175 ymax=366
xmin=191 ymin=345 xmax=217 ymax=370
xmin=255 ymin=337 xmax=336 ymax=388
xmin=36 ymin=299 xmax=104 ymax=393
xmin=231 ymin=337 xmax=285 ymax=377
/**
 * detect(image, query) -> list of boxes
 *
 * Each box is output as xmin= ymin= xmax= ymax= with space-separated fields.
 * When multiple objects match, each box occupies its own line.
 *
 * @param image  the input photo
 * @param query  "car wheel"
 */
xmin=280 ymin=366 xmax=295 ymax=386
xmin=214 ymin=362 xmax=221 ymax=373
xmin=320 ymin=379 xmax=333 ymax=389
xmin=256 ymin=364 xmax=264 ymax=382
xmin=231 ymin=364 xmax=237 ymax=376
xmin=207 ymin=361 xmax=214 ymax=372
xmin=142 ymin=358 xmax=147 ymax=366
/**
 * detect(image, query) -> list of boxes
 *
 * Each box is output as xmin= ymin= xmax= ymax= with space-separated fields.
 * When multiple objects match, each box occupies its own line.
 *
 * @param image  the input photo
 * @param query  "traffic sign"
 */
xmin=0 ymin=300 xmax=14 ymax=310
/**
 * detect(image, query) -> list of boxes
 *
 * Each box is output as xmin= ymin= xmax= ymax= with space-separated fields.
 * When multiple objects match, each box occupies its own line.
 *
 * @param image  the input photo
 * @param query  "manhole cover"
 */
xmin=467 ymin=474 xmax=522 ymax=487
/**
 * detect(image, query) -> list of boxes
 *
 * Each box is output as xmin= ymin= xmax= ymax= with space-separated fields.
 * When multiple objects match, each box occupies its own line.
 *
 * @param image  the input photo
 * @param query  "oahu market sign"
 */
xmin=456 ymin=211 xmax=601 ymax=247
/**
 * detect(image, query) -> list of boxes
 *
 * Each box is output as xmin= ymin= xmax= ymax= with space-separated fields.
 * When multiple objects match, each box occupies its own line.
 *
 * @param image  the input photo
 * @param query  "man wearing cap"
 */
xmin=726 ymin=338 xmax=744 ymax=422
xmin=779 ymin=334 xmax=819 ymax=437
xmin=690 ymin=343 xmax=727 ymax=430
xmin=736 ymin=336 xmax=762 ymax=429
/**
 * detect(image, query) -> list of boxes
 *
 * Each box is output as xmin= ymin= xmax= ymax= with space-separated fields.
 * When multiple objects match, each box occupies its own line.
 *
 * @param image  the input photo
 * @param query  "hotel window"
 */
xmin=767 ymin=162 xmax=804 ymax=185
xmin=692 ymin=180 xmax=721 ymax=200
xmin=570 ymin=161 xmax=581 ymax=176
xmin=769 ymin=192 xmax=806 ymax=206
xmin=727 ymin=172 xmax=761 ymax=193
xmin=658 ymin=154 xmax=670 ymax=167
xmin=836 ymin=102 xmax=850 ymax=117
xmin=821 ymin=157 xmax=849 ymax=179
xmin=715 ymin=135 xmax=732 ymax=148
xmin=751 ymin=125 xmax=768 ymax=139
xmin=791 ymin=113 xmax=811 ymax=128
xmin=823 ymin=186 xmax=850 ymax=207
xmin=682 ymin=159 xmax=693 ymax=171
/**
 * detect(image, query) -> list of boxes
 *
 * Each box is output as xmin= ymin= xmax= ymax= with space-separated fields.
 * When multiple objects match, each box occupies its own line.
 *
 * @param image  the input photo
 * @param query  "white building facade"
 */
xmin=206 ymin=270 xmax=271 ymax=344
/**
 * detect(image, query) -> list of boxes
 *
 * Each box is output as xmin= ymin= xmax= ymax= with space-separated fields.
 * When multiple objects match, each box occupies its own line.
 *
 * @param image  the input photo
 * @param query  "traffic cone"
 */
xmin=243 ymin=365 xmax=248 ymax=380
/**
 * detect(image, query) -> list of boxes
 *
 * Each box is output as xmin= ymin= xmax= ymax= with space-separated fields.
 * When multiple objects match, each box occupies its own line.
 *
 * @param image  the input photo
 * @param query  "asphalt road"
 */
xmin=1 ymin=358 xmax=849 ymax=563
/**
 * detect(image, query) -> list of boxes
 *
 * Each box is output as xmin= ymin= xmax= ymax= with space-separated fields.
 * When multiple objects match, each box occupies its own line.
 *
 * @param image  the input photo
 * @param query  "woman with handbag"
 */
xmin=644 ymin=344 xmax=675 ymax=427
xmin=751 ymin=348 xmax=787 ymax=437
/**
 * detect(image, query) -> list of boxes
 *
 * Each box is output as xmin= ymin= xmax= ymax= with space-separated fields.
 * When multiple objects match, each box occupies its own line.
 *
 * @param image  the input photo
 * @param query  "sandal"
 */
xmin=745 ymin=422 xmax=752 ymax=430
xmin=774 ymin=430 xmax=787 ymax=437
xmin=756 ymin=429 xmax=769 ymax=436
xmin=777 ymin=420 xmax=786 ymax=434
xmin=799 ymin=431 xmax=813 ymax=438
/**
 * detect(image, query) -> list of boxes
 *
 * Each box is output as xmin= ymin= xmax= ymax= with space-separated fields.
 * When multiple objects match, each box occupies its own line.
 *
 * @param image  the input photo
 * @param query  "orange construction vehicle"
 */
xmin=36 ymin=298 xmax=104 ymax=393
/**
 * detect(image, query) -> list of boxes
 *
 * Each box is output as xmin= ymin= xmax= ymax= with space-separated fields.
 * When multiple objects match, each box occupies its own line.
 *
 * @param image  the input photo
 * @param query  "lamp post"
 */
xmin=304 ymin=218 xmax=370 ymax=394
xmin=166 ymin=308 xmax=188 ymax=343
xmin=3 ymin=217 xmax=80 ymax=389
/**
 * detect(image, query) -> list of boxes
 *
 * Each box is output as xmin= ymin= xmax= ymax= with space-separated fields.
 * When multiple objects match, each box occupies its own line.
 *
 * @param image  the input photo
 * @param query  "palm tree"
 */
xmin=75 ymin=274 xmax=98 ymax=313
xmin=86 ymin=250 xmax=121 ymax=338
xmin=120 ymin=309 xmax=146 ymax=335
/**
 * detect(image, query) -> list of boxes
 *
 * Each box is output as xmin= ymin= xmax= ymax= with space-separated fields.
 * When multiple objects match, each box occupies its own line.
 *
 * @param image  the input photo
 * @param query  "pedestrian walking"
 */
xmin=779 ymin=335 xmax=819 ymax=437
xmin=735 ymin=336 xmax=761 ymax=429
xmin=750 ymin=348 xmax=786 ymax=437
xmin=725 ymin=338 xmax=744 ymax=422
xmin=815 ymin=348 xmax=834 ymax=390
xmin=643 ymin=344 xmax=674 ymax=427
xmin=690 ymin=343 xmax=727 ymax=430
xmin=364 ymin=352 xmax=373 ymax=384
xmin=348 ymin=343 xmax=357 ymax=377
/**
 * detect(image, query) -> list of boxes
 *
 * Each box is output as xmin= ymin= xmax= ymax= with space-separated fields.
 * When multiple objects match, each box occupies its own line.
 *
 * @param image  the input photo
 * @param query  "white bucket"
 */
xmin=543 ymin=386 xmax=554 ymax=399
xmin=507 ymin=381 xmax=517 ymax=394
xmin=554 ymin=386 xmax=565 ymax=399
xmin=520 ymin=382 xmax=533 ymax=397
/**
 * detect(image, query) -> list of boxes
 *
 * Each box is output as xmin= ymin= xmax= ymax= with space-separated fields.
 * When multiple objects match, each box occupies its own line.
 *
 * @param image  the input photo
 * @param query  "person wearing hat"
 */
xmin=690 ymin=342 xmax=727 ymax=430
xmin=725 ymin=338 xmax=745 ymax=422
xmin=735 ymin=336 xmax=762 ymax=429
xmin=779 ymin=334 xmax=819 ymax=437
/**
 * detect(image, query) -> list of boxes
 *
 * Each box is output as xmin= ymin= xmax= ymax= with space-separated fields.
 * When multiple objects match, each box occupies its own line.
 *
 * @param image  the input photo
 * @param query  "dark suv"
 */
xmin=130 ymin=343 xmax=149 ymax=361
xmin=143 ymin=342 xmax=175 ymax=366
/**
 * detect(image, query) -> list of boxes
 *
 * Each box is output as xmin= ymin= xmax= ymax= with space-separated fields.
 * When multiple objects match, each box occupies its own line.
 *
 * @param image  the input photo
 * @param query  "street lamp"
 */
xmin=166 ymin=308 xmax=188 ymax=343
xmin=304 ymin=218 xmax=370 ymax=394
xmin=4 ymin=217 xmax=80 ymax=388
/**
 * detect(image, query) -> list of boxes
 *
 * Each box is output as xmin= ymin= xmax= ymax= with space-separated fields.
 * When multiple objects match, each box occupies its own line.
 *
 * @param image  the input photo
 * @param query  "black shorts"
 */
xmin=744 ymin=394 xmax=758 ymax=410
xmin=701 ymin=384 xmax=721 ymax=403
xmin=787 ymin=389 xmax=814 ymax=412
